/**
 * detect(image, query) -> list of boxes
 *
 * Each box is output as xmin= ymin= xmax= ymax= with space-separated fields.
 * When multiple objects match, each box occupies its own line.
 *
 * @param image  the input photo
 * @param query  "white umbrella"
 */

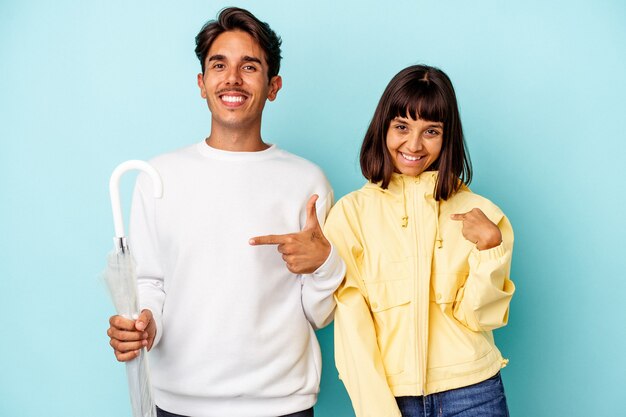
xmin=104 ymin=160 xmax=162 ymax=417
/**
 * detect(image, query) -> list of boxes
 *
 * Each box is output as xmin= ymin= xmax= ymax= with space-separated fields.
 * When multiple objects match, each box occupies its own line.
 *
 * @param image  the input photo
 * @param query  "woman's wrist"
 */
xmin=475 ymin=228 xmax=502 ymax=251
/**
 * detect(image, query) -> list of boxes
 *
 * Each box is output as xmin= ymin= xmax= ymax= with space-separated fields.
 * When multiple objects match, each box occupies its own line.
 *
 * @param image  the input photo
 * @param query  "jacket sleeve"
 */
xmin=300 ymin=190 xmax=346 ymax=330
xmin=324 ymin=200 xmax=402 ymax=417
xmin=453 ymin=214 xmax=516 ymax=332
xmin=130 ymin=172 xmax=166 ymax=347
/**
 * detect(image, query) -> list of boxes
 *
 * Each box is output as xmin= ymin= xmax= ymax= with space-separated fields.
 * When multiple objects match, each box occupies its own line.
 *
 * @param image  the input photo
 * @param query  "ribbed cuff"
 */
xmin=311 ymin=244 xmax=346 ymax=285
xmin=471 ymin=242 xmax=507 ymax=265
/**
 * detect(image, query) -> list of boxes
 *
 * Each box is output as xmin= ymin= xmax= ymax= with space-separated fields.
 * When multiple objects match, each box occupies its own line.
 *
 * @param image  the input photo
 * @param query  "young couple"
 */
xmin=106 ymin=7 xmax=515 ymax=417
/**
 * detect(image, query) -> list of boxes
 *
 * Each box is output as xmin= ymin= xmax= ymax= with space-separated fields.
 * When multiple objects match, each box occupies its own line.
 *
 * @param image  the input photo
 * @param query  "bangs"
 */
xmin=389 ymin=78 xmax=448 ymax=123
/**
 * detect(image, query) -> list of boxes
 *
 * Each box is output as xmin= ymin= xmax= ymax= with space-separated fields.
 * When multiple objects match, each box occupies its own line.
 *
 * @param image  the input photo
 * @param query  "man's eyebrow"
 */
xmin=242 ymin=56 xmax=262 ymax=64
xmin=207 ymin=55 xmax=262 ymax=64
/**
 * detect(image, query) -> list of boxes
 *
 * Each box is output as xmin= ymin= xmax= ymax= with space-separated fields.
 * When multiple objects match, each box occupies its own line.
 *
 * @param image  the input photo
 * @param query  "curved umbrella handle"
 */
xmin=109 ymin=160 xmax=163 ymax=239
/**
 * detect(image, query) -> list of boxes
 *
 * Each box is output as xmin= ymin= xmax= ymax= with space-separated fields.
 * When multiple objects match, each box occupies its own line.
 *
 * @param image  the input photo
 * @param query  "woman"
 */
xmin=324 ymin=65 xmax=515 ymax=417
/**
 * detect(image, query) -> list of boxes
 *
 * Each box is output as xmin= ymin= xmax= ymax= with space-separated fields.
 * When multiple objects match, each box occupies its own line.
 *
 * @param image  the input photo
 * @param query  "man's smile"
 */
xmin=216 ymin=88 xmax=250 ymax=108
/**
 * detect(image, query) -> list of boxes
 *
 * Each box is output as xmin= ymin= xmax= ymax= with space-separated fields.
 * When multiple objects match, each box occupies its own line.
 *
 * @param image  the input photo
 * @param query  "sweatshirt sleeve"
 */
xmin=453 ymin=214 xmax=516 ymax=332
xmin=129 ymin=172 xmax=166 ymax=347
xmin=324 ymin=200 xmax=402 ymax=417
xmin=300 ymin=190 xmax=346 ymax=330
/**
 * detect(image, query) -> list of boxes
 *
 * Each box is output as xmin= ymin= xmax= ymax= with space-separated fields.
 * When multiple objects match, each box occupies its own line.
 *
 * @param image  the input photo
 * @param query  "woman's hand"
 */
xmin=450 ymin=208 xmax=502 ymax=250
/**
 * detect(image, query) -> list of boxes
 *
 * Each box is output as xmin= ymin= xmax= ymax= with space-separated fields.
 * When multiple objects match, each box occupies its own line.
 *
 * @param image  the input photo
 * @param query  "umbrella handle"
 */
xmin=109 ymin=160 xmax=163 ymax=240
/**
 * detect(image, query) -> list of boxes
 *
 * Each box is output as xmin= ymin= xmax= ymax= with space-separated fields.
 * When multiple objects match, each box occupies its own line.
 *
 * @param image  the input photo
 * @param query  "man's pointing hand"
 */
xmin=249 ymin=194 xmax=331 ymax=274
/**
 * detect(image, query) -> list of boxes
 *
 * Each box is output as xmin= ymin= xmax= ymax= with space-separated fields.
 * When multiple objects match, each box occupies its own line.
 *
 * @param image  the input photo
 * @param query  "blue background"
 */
xmin=1 ymin=1 xmax=625 ymax=416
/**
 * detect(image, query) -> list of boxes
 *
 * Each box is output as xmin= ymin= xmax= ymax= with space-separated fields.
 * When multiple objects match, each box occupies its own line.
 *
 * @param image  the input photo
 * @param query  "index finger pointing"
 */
xmin=249 ymin=234 xmax=289 ymax=246
xmin=450 ymin=213 xmax=467 ymax=221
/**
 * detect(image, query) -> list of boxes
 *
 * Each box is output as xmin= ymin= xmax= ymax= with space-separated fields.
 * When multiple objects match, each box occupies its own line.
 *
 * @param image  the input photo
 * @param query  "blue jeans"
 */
xmin=156 ymin=405 xmax=314 ymax=417
xmin=395 ymin=373 xmax=509 ymax=417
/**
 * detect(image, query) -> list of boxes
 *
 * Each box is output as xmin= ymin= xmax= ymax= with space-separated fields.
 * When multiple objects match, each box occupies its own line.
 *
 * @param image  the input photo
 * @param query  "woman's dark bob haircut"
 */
xmin=195 ymin=7 xmax=282 ymax=81
xmin=360 ymin=65 xmax=472 ymax=201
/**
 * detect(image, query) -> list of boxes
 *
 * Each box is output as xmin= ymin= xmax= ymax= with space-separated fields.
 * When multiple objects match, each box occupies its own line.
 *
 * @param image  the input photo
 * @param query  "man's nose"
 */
xmin=225 ymin=67 xmax=243 ymax=85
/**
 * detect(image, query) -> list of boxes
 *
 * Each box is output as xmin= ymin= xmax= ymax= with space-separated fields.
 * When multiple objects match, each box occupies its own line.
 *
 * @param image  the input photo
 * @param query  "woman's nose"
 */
xmin=406 ymin=134 xmax=423 ymax=152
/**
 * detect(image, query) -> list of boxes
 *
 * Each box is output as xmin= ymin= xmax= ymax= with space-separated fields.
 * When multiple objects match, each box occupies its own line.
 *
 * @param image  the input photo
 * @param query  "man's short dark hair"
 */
xmin=360 ymin=65 xmax=472 ymax=201
xmin=195 ymin=7 xmax=282 ymax=81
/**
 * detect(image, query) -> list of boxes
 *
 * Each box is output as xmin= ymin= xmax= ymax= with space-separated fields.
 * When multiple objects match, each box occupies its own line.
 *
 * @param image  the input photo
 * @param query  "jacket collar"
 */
xmin=364 ymin=171 xmax=443 ymax=247
xmin=364 ymin=171 xmax=439 ymax=198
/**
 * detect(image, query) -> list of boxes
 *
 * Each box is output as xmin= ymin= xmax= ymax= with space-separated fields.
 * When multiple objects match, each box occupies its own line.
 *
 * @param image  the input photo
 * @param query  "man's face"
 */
xmin=197 ymin=30 xmax=282 ymax=132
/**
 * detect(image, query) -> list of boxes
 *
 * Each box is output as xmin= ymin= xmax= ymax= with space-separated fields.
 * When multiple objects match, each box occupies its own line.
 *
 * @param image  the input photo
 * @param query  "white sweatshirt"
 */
xmin=129 ymin=141 xmax=345 ymax=417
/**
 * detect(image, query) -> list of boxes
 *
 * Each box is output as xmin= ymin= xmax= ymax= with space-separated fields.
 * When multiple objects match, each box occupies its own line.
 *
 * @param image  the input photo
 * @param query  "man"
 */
xmin=107 ymin=7 xmax=345 ymax=417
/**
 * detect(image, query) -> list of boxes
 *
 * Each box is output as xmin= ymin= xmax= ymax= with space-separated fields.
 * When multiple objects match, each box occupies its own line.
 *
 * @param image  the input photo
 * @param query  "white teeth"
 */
xmin=401 ymin=152 xmax=422 ymax=161
xmin=222 ymin=95 xmax=245 ymax=103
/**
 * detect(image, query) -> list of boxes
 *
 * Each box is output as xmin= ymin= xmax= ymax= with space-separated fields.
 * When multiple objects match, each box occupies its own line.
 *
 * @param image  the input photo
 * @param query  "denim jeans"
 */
xmin=395 ymin=373 xmax=509 ymax=417
xmin=156 ymin=405 xmax=314 ymax=417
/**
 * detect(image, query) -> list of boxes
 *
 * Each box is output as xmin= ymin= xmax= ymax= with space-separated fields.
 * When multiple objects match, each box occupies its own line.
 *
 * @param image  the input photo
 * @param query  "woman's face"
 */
xmin=386 ymin=116 xmax=444 ymax=176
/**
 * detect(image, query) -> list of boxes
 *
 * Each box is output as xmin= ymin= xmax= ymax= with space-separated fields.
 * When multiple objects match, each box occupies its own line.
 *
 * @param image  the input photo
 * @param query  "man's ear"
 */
xmin=267 ymin=75 xmax=282 ymax=101
xmin=197 ymin=73 xmax=207 ymax=99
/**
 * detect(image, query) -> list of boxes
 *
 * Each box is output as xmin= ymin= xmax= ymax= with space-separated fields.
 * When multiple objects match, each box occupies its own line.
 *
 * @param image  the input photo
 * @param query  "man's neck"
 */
xmin=206 ymin=125 xmax=269 ymax=152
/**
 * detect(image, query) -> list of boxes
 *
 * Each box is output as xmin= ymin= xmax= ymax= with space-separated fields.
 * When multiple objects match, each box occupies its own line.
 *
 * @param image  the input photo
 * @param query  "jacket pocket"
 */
xmin=430 ymin=272 xmax=466 ymax=304
xmin=365 ymin=279 xmax=412 ymax=376
xmin=428 ymin=272 xmax=495 ymax=371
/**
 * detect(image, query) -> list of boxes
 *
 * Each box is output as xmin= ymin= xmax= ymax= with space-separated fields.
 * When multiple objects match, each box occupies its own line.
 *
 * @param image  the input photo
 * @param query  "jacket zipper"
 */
xmin=410 ymin=177 xmax=427 ymax=395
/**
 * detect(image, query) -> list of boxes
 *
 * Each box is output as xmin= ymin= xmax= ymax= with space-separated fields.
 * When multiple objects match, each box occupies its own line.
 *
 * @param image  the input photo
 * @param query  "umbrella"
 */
xmin=104 ymin=160 xmax=162 ymax=417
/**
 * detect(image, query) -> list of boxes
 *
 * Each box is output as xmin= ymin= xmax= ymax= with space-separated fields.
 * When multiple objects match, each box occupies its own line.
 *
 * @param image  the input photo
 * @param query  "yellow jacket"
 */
xmin=324 ymin=172 xmax=515 ymax=417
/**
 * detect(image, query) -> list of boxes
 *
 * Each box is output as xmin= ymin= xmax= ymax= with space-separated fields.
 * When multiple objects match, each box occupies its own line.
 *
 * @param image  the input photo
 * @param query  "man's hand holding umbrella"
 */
xmin=108 ymin=310 xmax=157 ymax=362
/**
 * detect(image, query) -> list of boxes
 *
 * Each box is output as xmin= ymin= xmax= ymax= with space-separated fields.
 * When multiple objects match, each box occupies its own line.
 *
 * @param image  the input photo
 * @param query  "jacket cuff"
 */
xmin=473 ymin=241 xmax=507 ymax=263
